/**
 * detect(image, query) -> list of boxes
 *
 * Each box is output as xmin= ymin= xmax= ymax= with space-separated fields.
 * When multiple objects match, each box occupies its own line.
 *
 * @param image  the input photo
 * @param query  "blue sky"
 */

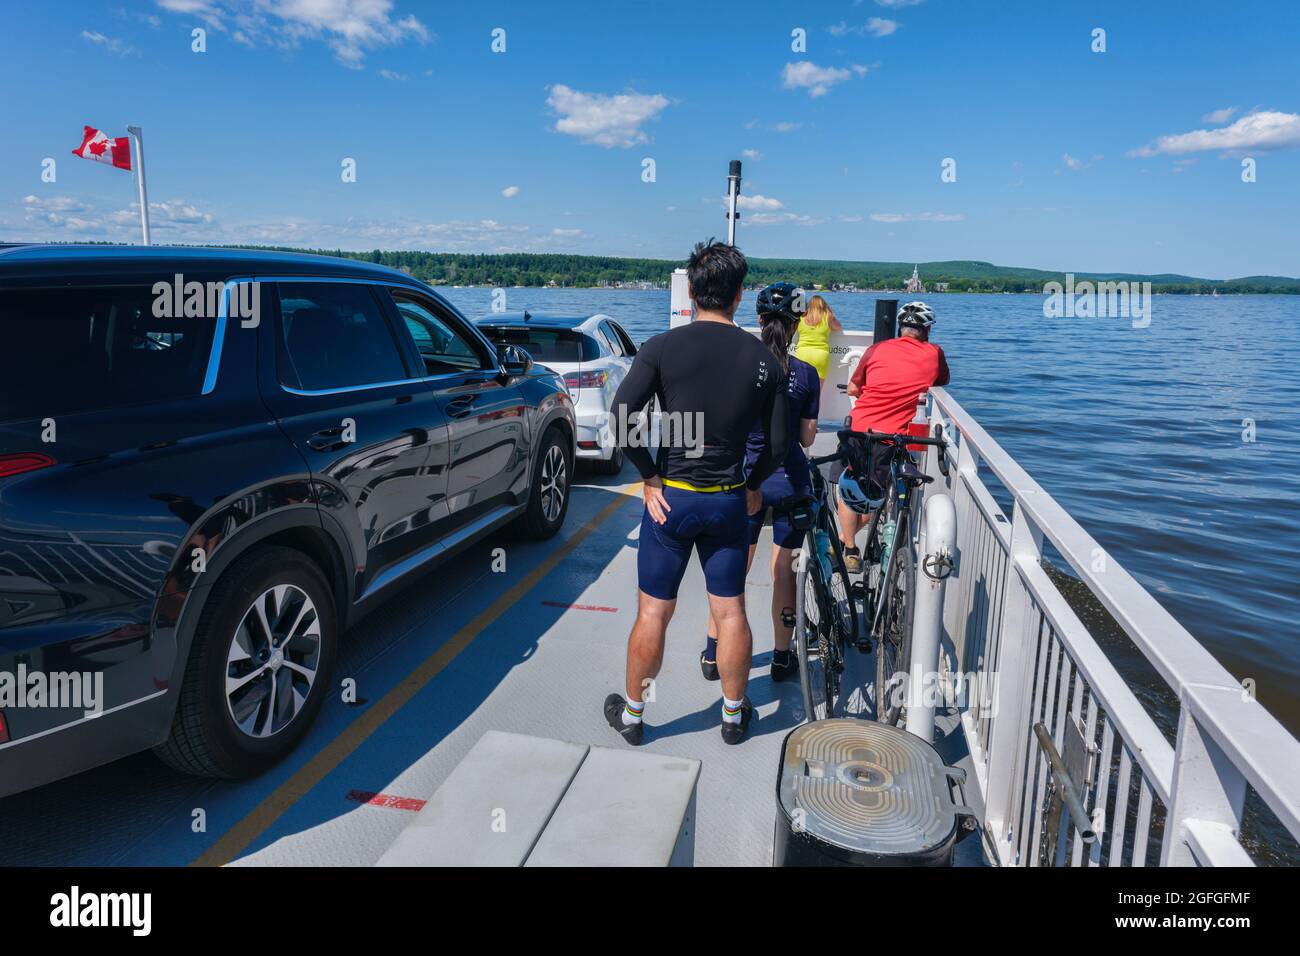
xmin=2 ymin=0 xmax=1297 ymax=278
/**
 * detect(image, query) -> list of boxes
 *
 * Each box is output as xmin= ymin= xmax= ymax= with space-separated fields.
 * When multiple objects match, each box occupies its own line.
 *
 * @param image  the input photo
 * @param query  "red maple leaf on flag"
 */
xmin=88 ymin=140 xmax=108 ymax=156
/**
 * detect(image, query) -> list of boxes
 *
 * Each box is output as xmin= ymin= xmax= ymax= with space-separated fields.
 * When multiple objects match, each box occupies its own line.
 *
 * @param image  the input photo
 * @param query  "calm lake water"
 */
xmin=442 ymin=288 xmax=1300 ymax=745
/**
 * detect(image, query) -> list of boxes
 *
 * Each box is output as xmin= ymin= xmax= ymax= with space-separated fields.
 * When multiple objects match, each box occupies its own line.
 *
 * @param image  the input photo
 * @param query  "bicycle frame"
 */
xmin=865 ymin=454 xmax=919 ymax=643
xmin=791 ymin=460 xmax=851 ymax=722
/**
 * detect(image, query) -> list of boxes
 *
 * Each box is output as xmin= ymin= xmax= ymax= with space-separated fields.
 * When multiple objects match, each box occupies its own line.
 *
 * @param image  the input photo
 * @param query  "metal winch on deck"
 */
xmin=774 ymin=719 xmax=977 ymax=867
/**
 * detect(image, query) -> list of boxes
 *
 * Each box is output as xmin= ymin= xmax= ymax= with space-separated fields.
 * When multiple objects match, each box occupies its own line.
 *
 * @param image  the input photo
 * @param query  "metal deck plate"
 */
xmin=779 ymin=718 xmax=961 ymax=856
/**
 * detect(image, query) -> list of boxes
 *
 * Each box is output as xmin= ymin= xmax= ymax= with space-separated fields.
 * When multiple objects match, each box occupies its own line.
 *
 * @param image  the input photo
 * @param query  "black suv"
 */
xmin=0 ymin=245 xmax=575 ymax=795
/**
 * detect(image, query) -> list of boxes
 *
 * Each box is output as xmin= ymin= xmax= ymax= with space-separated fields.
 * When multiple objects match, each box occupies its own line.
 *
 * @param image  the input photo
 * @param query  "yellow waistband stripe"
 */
xmin=661 ymin=478 xmax=746 ymax=493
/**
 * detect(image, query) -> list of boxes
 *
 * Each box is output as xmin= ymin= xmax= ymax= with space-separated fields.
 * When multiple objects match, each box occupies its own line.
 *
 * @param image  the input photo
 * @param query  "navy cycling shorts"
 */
xmin=747 ymin=470 xmax=809 ymax=550
xmin=638 ymin=485 xmax=749 ymax=600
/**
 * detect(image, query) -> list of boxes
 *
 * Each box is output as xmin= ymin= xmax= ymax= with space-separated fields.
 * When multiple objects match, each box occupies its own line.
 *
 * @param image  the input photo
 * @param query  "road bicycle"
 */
xmin=777 ymin=448 xmax=859 ymax=721
xmin=844 ymin=428 xmax=949 ymax=725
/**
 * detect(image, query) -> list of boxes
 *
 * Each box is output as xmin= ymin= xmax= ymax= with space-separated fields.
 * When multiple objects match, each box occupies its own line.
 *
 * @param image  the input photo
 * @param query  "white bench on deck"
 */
xmin=375 ymin=730 xmax=701 ymax=867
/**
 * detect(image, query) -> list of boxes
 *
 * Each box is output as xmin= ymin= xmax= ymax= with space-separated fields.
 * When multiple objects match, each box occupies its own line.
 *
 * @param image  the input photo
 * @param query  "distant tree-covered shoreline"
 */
xmin=254 ymin=248 xmax=1298 ymax=295
xmin=9 ymin=241 xmax=1295 ymax=293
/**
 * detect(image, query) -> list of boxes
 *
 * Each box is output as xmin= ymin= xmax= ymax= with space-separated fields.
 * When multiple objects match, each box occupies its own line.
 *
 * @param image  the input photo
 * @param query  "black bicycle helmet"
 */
xmin=756 ymin=282 xmax=802 ymax=318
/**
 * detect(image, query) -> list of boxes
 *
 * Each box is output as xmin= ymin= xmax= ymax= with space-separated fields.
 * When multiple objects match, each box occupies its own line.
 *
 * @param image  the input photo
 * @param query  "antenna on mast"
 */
xmin=726 ymin=160 xmax=742 ymax=246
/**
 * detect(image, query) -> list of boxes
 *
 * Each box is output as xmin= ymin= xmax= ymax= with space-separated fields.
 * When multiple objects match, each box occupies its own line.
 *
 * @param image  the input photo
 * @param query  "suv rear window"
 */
xmin=0 ymin=286 xmax=216 ymax=423
xmin=479 ymin=326 xmax=600 ymax=363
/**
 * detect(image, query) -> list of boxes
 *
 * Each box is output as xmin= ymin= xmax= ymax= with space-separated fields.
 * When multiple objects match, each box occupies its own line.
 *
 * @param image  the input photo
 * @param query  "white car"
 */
xmin=476 ymin=312 xmax=637 ymax=473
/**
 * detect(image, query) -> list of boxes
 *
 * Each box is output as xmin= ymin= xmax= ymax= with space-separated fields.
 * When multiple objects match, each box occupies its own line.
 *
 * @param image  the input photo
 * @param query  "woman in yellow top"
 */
xmin=792 ymin=294 xmax=842 ymax=382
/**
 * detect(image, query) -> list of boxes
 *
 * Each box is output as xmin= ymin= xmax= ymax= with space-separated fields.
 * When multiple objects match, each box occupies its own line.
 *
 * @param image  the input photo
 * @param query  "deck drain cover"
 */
xmin=774 ymin=719 xmax=974 ymax=866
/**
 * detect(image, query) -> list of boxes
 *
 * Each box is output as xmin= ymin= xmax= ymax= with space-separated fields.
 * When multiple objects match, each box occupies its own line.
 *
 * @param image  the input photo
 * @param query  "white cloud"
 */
xmin=1061 ymin=153 xmax=1104 ymax=171
xmin=746 ymin=119 xmax=803 ymax=133
xmin=734 ymin=194 xmax=783 ymax=211
xmin=1201 ymin=106 xmax=1238 ymax=124
xmin=741 ymin=148 xmax=762 ymax=161
xmin=1129 ymin=110 xmax=1300 ymax=156
xmin=139 ymin=199 xmax=215 ymax=226
xmin=831 ymin=17 xmax=899 ymax=37
xmin=869 ymin=212 xmax=964 ymax=223
xmin=875 ymin=0 xmax=923 ymax=7
xmin=378 ymin=69 xmax=406 ymax=80
xmin=22 ymin=195 xmax=98 ymax=233
xmin=80 ymin=30 xmax=140 ymax=56
xmin=545 ymin=84 xmax=670 ymax=148
xmin=21 ymin=194 xmax=214 ymax=236
xmin=115 ymin=7 xmax=163 ymax=28
xmin=153 ymin=0 xmax=429 ymax=68
xmin=8 ymin=194 xmax=592 ymax=252
xmin=745 ymin=212 xmax=825 ymax=227
xmin=501 ymin=185 xmax=520 ymax=198
xmin=782 ymin=61 xmax=868 ymax=97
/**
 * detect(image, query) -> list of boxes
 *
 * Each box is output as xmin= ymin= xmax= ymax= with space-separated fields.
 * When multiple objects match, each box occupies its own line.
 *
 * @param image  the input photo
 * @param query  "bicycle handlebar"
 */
xmin=837 ymin=428 xmax=948 ymax=449
xmin=808 ymin=430 xmax=946 ymax=468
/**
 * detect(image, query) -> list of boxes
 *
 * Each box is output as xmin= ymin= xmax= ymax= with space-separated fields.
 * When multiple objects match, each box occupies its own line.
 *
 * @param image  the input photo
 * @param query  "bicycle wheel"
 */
xmin=818 ymin=507 xmax=860 ymax=652
xmin=800 ymin=562 xmax=837 ymax=720
xmin=875 ymin=512 xmax=916 ymax=726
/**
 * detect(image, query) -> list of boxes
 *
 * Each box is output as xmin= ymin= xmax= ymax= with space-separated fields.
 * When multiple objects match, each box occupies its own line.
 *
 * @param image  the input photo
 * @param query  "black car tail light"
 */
xmin=0 ymin=453 xmax=56 ymax=478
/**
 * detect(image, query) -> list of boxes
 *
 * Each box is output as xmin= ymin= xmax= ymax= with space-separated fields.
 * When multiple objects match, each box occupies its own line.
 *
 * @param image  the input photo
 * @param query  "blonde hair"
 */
xmin=804 ymin=294 xmax=834 ymax=328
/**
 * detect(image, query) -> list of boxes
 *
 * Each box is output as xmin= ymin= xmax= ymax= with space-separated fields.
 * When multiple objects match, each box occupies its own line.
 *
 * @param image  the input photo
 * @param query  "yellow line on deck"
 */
xmin=193 ymin=484 xmax=639 ymax=867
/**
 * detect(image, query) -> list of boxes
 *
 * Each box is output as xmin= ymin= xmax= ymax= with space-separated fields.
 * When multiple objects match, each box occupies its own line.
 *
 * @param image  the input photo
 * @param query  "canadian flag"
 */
xmin=72 ymin=125 xmax=132 ymax=171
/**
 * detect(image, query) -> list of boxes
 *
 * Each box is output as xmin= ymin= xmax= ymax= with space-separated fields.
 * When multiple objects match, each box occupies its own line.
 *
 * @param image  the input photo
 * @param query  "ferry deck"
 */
xmin=1 ymin=320 xmax=1296 ymax=869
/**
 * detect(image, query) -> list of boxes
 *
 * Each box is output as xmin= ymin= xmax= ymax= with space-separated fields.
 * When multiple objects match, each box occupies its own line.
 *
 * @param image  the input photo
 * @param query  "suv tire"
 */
xmin=516 ymin=425 xmax=572 ymax=540
xmin=155 ymin=546 xmax=338 ymax=778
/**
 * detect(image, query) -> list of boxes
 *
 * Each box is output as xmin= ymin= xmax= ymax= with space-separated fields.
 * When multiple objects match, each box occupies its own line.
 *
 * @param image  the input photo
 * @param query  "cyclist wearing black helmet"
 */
xmin=837 ymin=300 xmax=950 ymax=569
xmin=701 ymin=282 xmax=820 ymax=685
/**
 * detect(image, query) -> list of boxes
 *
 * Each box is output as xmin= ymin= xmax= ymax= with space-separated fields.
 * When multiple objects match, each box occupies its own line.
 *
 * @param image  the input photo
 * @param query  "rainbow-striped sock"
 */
xmin=722 ymin=696 xmax=744 ymax=724
xmin=622 ymin=698 xmax=644 ymax=726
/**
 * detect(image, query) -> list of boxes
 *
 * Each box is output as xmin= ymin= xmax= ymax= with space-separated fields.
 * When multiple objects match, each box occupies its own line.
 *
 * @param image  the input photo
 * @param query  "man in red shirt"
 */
xmin=838 ymin=301 xmax=950 ymax=570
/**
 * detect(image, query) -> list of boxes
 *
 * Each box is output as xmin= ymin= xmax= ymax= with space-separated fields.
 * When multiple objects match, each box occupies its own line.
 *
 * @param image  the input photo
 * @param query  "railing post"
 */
xmin=1160 ymin=685 xmax=1248 ymax=866
xmin=906 ymin=494 xmax=956 ymax=742
xmin=941 ymin=427 xmax=979 ymax=661
xmin=982 ymin=495 xmax=1044 ymax=865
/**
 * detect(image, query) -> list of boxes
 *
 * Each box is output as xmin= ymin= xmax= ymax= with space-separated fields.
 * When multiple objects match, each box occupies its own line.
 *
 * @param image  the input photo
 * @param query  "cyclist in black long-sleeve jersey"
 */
xmin=602 ymin=240 xmax=787 ymax=747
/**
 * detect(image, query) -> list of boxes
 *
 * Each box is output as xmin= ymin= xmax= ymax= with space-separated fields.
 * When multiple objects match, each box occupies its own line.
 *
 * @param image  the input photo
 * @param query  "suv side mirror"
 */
xmin=498 ymin=344 xmax=533 ymax=378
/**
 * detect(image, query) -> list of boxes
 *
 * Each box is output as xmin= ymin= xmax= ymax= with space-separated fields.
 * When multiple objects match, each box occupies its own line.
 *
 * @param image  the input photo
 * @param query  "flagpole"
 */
xmin=127 ymin=125 xmax=151 ymax=246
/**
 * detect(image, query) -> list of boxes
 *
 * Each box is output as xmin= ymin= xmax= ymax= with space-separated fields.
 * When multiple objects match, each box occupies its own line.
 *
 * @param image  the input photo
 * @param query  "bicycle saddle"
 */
xmin=899 ymin=460 xmax=933 ymax=484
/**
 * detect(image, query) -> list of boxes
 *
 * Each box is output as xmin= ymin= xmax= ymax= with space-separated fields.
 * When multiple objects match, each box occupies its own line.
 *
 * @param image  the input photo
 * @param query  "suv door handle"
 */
xmin=446 ymin=394 xmax=478 ymax=419
xmin=307 ymin=427 xmax=347 ymax=451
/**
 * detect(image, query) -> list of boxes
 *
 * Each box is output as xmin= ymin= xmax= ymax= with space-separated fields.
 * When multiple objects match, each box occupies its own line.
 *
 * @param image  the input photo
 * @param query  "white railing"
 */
xmin=922 ymin=387 xmax=1300 ymax=867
